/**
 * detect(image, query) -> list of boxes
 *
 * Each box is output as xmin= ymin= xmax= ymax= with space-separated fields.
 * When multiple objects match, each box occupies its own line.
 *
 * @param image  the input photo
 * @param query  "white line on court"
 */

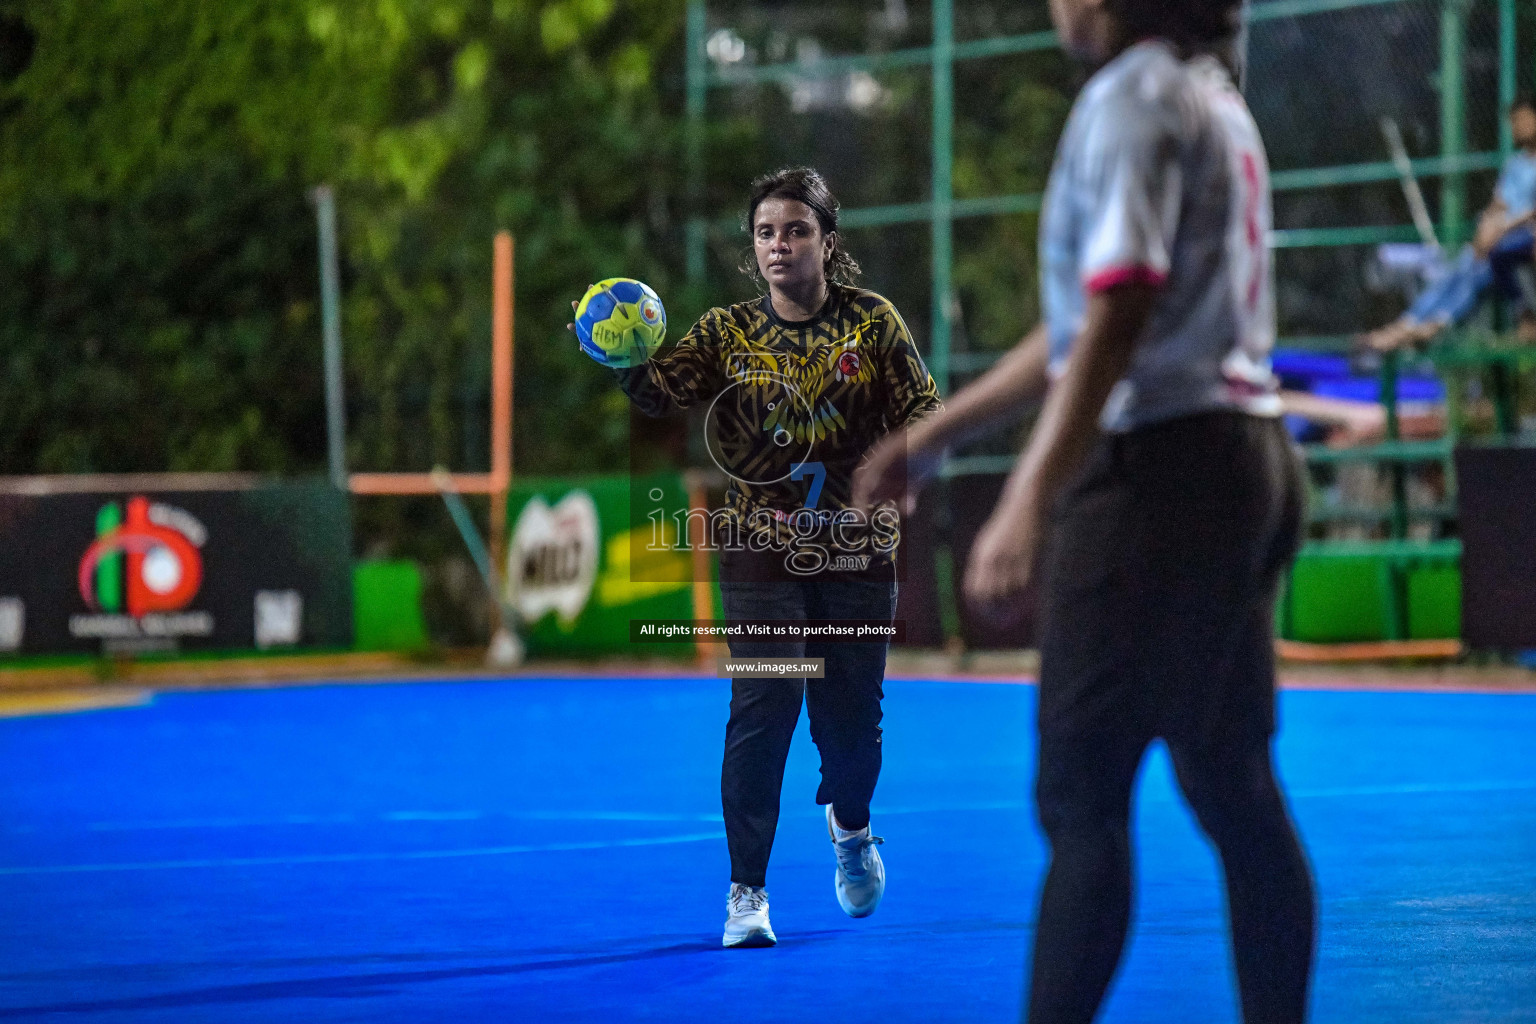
xmin=1287 ymin=779 xmax=1536 ymax=799
xmin=83 ymin=814 xmax=361 ymax=831
xmin=6 ymin=780 xmax=1533 ymax=840
xmin=0 ymin=831 xmax=726 ymax=877
xmin=6 ymin=809 xmax=722 ymax=835
xmin=381 ymin=810 xmax=485 ymax=821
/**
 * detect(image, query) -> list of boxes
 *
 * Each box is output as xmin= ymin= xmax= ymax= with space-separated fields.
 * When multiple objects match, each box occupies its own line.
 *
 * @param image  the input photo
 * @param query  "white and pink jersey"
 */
xmin=1039 ymin=39 xmax=1282 ymax=432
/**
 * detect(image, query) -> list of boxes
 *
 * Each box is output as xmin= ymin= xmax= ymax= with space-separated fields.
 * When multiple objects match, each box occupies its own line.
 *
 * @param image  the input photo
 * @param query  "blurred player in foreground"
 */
xmin=586 ymin=168 xmax=940 ymax=947
xmin=856 ymin=0 xmax=1315 ymax=1019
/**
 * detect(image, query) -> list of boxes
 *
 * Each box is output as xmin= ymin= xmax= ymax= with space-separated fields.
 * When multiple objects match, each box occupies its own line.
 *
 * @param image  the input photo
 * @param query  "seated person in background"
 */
xmin=1363 ymin=94 xmax=1536 ymax=351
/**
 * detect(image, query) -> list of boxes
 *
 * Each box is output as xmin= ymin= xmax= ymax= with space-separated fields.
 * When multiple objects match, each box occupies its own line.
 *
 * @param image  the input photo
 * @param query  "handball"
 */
xmin=574 ymin=278 xmax=666 ymax=369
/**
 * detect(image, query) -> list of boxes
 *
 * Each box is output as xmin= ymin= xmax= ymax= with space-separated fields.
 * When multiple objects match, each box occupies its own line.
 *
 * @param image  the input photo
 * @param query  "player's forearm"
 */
xmin=907 ymin=323 xmax=1050 ymax=456
xmin=610 ymin=365 xmax=678 ymax=418
xmin=997 ymin=287 xmax=1155 ymax=515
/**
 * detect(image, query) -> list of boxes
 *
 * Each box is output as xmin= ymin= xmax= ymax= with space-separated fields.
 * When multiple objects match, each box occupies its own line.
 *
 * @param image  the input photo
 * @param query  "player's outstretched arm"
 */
xmin=570 ymin=298 xmax=724 ymax=417
xmin=917 ymin=322 xmax=1051 ymax=449
xmin=852 ymin=323 xmax=1050 ymax=511
xmin=964 ymin=284 xmax=1157 ymax=609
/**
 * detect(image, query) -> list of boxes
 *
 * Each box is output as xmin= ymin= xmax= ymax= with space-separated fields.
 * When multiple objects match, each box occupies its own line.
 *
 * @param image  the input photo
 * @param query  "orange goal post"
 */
xmin=347 ymin=231 xmax=516 ymax=567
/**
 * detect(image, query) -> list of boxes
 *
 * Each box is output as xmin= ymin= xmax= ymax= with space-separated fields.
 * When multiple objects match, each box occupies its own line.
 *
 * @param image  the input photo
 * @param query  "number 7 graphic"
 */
xmin=790 ymin=461 xmax=827 ymax=509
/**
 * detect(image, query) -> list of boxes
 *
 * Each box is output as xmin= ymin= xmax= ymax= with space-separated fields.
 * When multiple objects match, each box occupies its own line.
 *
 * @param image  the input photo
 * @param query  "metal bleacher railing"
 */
xmin=684 ymin=0 xmax=1526 ymax=392
xmin=681 ymin=0 xmax=1530 ymax=647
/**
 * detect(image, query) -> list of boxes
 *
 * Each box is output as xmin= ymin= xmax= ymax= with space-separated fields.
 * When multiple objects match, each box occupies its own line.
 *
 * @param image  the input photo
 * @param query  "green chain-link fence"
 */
xmin=681 ymin=0 xmax=1532 ymax=642
xmin=684 ymin=0 xmax=1531 ymax=371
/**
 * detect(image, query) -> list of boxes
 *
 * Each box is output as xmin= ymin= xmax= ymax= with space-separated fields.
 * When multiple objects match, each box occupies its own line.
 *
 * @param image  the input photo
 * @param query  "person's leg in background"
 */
xmin=1487 ymin=225 xmax=1536 ymax=336
xmin=803 ymin=577 xmax=896 ymax=831
xmin=1363 ymin=243 xmax=1491 ymax=350
xmin=719 ymin=579 xmax=810 ymax=888
xmin=1404 ymin=243 xmax=1490 ymax=328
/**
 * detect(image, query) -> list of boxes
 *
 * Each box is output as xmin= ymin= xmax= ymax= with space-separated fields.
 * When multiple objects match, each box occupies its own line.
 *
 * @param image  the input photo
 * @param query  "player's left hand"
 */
xmin=852 ymin=427 xmax=942 ymax=515
xmin=963 ymin=495 xmax=1044 ymax=613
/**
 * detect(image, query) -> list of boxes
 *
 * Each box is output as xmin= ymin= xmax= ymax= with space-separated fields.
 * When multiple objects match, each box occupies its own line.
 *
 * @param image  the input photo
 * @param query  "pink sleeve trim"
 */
xmin=1083 ymin=265 xmax=1169 ymax=293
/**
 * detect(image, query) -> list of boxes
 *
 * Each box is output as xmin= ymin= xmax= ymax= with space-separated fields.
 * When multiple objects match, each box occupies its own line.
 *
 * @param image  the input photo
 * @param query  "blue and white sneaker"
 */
xmin=827 ymin=805 xmax=885 ymax=918
xmin=722 ymin=883 xmax=776 ymax=948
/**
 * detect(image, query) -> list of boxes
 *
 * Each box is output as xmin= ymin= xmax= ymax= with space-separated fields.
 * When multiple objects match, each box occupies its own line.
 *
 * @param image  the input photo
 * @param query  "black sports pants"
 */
xmin=1026 ymin=412 xmax=1316 ymax=1024
xmin=718 ymin=572 xmax=896 ymax=888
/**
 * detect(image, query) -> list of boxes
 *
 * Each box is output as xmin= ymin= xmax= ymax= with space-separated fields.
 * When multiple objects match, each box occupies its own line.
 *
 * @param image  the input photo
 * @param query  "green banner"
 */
xmin=502 ymin=472 xmax=695 ymax=656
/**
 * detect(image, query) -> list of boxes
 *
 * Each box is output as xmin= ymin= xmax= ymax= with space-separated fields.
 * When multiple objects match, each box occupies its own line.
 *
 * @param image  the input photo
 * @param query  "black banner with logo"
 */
xmin=0 ymin=481 xmax=352 ymax=656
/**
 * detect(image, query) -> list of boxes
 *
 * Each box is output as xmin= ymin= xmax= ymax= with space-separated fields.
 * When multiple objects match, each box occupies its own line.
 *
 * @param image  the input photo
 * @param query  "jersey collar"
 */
xmin=760 ymin=286 xmax=838 ymax=329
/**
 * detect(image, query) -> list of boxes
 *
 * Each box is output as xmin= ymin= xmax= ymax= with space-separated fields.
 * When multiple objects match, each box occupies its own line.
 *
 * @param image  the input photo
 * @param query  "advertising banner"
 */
xmin=503 ymin=472 xmax=695 ymax=656
xmin=0 ymin=481 xmax=352 ymax=656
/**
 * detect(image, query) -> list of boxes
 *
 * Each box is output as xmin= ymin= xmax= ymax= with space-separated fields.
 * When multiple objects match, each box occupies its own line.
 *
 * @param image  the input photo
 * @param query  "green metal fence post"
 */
xmin=685 ymin=0 xmax=707 ymax=286
xmin=1379 ymin=349 xmax=1410 ymax=538
xmin=1499 ymin=0 xmax=1517 ymax=159
xmin=313 ymin=185 xmax=348 ymax=492
xmin=1383 ymin=560 xmax=1406 ymax=640
xmin=930 ymin=0 xmax=955 ymax=395
xmin=1439 ymin=0 xmax=1469 ymax=247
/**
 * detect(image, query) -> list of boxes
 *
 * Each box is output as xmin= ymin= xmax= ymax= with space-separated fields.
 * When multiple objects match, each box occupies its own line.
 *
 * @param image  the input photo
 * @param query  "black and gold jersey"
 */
xmin=614 ymin=284 xmax=940 ymax=564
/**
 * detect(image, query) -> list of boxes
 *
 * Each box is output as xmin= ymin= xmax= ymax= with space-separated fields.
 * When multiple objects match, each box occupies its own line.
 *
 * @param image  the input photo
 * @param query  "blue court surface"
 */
xmin=2 ymin=675 xmax=1533 ymax=1022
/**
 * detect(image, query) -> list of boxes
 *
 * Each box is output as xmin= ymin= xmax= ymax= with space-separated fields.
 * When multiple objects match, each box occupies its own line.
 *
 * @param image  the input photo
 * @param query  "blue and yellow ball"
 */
xmin=574 ymin=278 xmax=666 ymax=369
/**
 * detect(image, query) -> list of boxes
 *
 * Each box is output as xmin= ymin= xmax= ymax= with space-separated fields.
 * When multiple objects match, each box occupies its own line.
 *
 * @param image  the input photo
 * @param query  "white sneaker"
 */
xmin=827 ymin=805 xmax=885 ymax=918
xmin=722 ymin=883 xmax=777 ymax=948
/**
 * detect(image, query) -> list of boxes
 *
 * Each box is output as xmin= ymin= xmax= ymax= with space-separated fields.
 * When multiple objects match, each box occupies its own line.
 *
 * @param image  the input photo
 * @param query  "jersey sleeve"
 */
xmin=1076 ymin=90 xmax=1184 ymax=293
xmin=877 ymin=302 xmax=942 ymax=428
xmin=611 ymin=311 xmax=726 ymax=416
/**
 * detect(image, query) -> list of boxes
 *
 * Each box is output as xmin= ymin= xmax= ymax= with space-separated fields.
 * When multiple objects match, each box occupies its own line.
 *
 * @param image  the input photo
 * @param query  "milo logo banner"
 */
xmin=503 ymin=473 xmax=693 ymax=655
xmin=0 ymin=481 xmax=352 ymax=656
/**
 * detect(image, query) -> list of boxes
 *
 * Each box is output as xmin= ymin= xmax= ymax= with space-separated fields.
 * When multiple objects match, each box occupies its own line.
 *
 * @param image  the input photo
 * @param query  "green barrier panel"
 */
xmin=352 ymin=560 xmax=429 ymax=652
xmin=504 ymin=473 xmax=695 ymax=657
xmin=711 ymin=561 xmax=724 ymax=621
xmin=1287 ymin=554 xmax=1392 ymax=643
xmin=1407 ymin=565 xmax=1462 ymax=640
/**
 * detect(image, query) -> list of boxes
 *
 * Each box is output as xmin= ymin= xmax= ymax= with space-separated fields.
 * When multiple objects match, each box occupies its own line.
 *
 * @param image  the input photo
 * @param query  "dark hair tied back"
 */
xmin=1105 ymin=0 xmax=1243 ymax=55
xmin=740 ymin=167 xmax=861 ymax=286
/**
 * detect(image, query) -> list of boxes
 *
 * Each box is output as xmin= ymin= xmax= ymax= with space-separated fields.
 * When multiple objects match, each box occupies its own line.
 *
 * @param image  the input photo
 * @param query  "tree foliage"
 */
xmin=0 ymin=0 xmax=1079 ymax=571
xmin=0 ymin=0 xmax=1082 ymax=639
xmin=0 ymin=0 xmax=694 ymax=483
